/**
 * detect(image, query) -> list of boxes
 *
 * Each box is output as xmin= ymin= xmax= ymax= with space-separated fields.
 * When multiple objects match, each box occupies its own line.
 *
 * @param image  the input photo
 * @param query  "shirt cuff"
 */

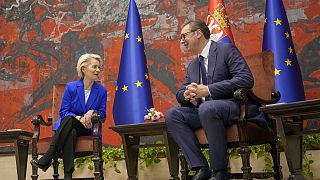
xmin=206 ymin=86 xmax=211 ymax=96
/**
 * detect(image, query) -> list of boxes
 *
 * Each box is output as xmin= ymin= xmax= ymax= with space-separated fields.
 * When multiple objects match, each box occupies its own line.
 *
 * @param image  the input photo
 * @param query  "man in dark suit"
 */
xmin=166 ymin=20 xmax=266 ymax=180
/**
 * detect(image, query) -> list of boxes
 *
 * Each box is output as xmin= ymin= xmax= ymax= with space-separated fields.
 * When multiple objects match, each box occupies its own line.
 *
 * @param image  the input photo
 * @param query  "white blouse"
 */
xmin=84 ymin=89 xmax=91 ymax=104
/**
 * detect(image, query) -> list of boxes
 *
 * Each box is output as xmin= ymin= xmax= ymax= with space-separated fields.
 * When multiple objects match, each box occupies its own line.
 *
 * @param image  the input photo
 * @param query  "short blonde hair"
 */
xmin=76 ymin=53 xmax=102 ymax=78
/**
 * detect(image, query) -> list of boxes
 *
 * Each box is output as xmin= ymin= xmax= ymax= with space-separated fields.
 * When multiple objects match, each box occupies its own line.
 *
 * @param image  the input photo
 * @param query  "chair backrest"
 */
xmin=52 ymin=84 xmax=66 ymax=122
xmin=244 ymin=51 xmax=274 ymax=100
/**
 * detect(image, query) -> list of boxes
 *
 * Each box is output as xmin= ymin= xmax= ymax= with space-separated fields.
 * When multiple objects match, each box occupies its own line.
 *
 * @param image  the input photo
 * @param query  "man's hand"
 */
xmin=186 ymin=83 xmax=198 ymax=105
xmin=189 ymin=98 xmax=198 ymax=106
xmin=183 ymin=85 xmax=197 ymax=101
xmin=190 ymin=82 xmax=210 ymax=99
xmin=183 ymin=83 xmax=210 ymax=105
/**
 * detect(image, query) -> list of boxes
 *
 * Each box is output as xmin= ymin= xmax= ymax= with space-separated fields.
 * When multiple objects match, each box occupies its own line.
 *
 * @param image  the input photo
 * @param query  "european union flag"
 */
xmin=113 ymin=0 xmax=153 ymax=125
xmin=262 ymin=0 xmax=305 ymax=103
xmin=206 ymin=0 xmax=235 ymax=44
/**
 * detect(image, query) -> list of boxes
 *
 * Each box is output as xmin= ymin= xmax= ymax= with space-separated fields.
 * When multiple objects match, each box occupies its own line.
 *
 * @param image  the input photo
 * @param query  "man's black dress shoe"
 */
xmin=30 ymin=159 xmax=51 ymax=172
xmin=191 ymin=167 xmax=212 ymax=180
xmin=208 ymin=171 xmax=228 ymax=180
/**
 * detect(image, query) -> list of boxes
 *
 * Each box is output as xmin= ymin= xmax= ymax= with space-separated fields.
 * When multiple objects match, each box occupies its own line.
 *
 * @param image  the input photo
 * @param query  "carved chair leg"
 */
xmin=178 ymin=150 xmax=190 ymax=180
xmin=99 ymin=153 xmax=104 ymax=179
xmin=93 ymin=152 xmax=102 ymax=180
xmin=52 ymin=157 xmax=59 ymax=180
xmin=239 ymin=146 xmax=252 ymax=180
xmin=31 ymin=154 xmax=39 ymax=180
xmin=270 ymin=142 xmax=282 ymax=180
xmin=227 ymin=154 xmax=232 ymax=179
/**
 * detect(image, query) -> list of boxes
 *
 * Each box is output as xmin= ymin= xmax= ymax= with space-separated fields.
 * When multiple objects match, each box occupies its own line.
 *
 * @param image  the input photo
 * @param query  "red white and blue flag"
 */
xmin=207 ymin=0 xmax=234 ymax=44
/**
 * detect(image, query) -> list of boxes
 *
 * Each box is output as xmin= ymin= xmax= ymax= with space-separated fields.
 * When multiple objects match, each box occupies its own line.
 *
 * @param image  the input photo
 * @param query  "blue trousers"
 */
xmin=165 ymin=99 xmax=240 ymax=171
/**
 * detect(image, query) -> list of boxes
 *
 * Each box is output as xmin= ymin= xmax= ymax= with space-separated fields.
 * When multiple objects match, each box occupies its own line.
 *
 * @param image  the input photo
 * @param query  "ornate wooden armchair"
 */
xmin=179 ymin=51 xmax=282 ymax=180
xmin=30 ymin=84 xmax=104 ymax=180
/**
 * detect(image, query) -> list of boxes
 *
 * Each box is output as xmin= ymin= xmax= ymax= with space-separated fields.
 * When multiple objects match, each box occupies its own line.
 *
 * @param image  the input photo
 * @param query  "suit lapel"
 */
xmin=85 ymin=81 xmax=99 ymax=110
xmin=76 ymin=79 xmax=86 ymax=112
xmin=207 ymin=41 xmax=218 ymax=84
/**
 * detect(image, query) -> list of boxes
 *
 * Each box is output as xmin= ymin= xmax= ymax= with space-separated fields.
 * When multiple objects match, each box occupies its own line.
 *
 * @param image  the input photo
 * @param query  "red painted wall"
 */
xmin=0 ymin=0 xmax=319 ymax=146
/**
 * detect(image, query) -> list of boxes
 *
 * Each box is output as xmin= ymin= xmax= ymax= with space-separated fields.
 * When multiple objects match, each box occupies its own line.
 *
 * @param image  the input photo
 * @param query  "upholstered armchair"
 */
xmin=30 ymin=84 xmax=104 ymax=180
xmin=179 ymin=51 xmax=282 ymax=180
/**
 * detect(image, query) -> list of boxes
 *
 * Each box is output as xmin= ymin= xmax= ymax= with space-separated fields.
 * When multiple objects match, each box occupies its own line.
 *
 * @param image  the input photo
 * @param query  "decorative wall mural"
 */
xmin=0 ymin=0 xmax=319 ymax=146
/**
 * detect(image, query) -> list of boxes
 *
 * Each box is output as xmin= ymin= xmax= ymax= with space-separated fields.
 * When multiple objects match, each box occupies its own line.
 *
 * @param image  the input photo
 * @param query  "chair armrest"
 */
xmin=31 ymin=115 xmax=53 ymax=126
xmin=234 ymin=88 xmax=249 ymax=122
xmin=233 ymin=88 xmax=250 ymax=143
xmin=233 ymin=88 xmax=281 ymax=121
xmin=91 ymin=111 xmax=102 ymax=155
xmin=91 ymin=111 xmax=101 ymax=137
xmin=234 ymin=88 xmax=281 ymax=105
xmin=247 ymin=90 xmax=281 ymax=105
xmin=234 ymin=88 xmax=249 ymax=102
xmin=31 ymin=115 xmax=53 ymax=140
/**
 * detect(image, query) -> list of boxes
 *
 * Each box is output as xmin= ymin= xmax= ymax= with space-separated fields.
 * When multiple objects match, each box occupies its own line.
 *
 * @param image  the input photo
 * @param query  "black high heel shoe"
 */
xmin=30 ymin=159 xmax=51 ymax=172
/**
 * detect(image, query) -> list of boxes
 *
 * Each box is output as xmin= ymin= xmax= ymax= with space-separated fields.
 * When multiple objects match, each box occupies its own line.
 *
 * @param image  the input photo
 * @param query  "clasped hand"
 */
xmin=80 ymin=110 xmax=94 ymax=129
xmin=183 ymin=82 xmax=210 ymax=106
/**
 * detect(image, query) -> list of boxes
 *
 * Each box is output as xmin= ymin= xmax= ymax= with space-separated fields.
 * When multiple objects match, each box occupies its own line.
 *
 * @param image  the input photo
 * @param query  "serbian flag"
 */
xmin=113 ymin=0 xmax=154 ymax=125
xmin=262 ymin=0 xmax=305 ymax=103
xmin=206 ymin=0 xmax=235 ymax=44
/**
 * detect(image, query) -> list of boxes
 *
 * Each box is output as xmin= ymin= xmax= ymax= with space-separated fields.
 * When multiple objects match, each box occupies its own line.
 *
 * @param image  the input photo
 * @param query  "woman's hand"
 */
xmin=83 ymin=110 xmax=95 ymax=129
xmin=79 ymin=117 xmax=89 ymax=128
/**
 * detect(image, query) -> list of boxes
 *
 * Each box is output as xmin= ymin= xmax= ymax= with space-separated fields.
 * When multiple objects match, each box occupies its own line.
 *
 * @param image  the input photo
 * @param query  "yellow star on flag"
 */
xmin=145 ymin=73 xmax=149 ymax=79
xmin=285 ymin=31 xmax=290 ymax=39
xmin=136 ymin=36 xmax=142 ymax=42
xmin=115 ymin=86 xmax=118 ymax=91
xmin=274 ymin=68 xmax=281 ymax=76
xmin=285 ymin=58 xmax=292 ymax=66
xmin=264 ymin=18 xmax=267 ymax=24
xmin=135 ymin=80 xmax=142 ymax=87
xmin=125 ymin=33 xmax=129 ymax=40
xmin=274 ymin=18 xmax=282 ymax=25
xmin=122 ymin=85 xmax=128 ymax=92
xmin=288 ymin=46 xmax=293 ymax=54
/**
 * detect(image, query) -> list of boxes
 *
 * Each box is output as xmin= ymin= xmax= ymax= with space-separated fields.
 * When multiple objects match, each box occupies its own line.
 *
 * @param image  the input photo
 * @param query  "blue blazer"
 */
xmin=176 ymin=41 xmax=267 ymax=127
xmin=53 ymin=79 xmax=107 ymax=131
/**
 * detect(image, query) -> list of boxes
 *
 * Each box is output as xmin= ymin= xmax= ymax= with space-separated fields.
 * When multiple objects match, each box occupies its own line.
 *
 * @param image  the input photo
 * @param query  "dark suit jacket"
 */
xmin=176 ymin=41 xmax=266 ymax=127
xmin=53 ymin=79 xmax=107 ymax=131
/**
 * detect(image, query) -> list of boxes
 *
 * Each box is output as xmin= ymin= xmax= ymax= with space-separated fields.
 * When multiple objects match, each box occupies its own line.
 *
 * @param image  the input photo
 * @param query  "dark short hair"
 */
xmin=182 ymin=20 xmax=210 ymax=40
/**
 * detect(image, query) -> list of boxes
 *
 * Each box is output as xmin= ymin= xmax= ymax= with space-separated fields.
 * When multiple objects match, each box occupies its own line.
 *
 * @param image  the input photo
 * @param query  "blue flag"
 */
xmin=262 ymin=0 xmax=305 ymax=103
xmin=113 ymin=0 xmax=153 ymax=125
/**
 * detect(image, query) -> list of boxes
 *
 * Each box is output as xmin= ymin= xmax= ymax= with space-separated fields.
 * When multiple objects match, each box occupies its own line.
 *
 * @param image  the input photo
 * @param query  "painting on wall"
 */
xmin=0 ymin=0 xmax=319 ymax=145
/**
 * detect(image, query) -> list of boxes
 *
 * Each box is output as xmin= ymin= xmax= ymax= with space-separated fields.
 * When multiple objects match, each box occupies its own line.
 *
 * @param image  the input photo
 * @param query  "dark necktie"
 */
xmin=199 ymin=56 xmax=208 ymax=85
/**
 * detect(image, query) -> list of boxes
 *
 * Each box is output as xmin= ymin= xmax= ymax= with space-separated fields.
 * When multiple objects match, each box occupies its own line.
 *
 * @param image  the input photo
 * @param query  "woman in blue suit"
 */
xmin=31 ymin=53 xmax=107 ymax=180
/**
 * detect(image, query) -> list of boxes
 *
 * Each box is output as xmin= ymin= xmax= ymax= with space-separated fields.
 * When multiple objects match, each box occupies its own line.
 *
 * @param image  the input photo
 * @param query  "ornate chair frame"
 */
xmin=30 ymin=84 xmax=104 ymax=180
xmin=179 ymin=51 xmax=283 ymax=180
